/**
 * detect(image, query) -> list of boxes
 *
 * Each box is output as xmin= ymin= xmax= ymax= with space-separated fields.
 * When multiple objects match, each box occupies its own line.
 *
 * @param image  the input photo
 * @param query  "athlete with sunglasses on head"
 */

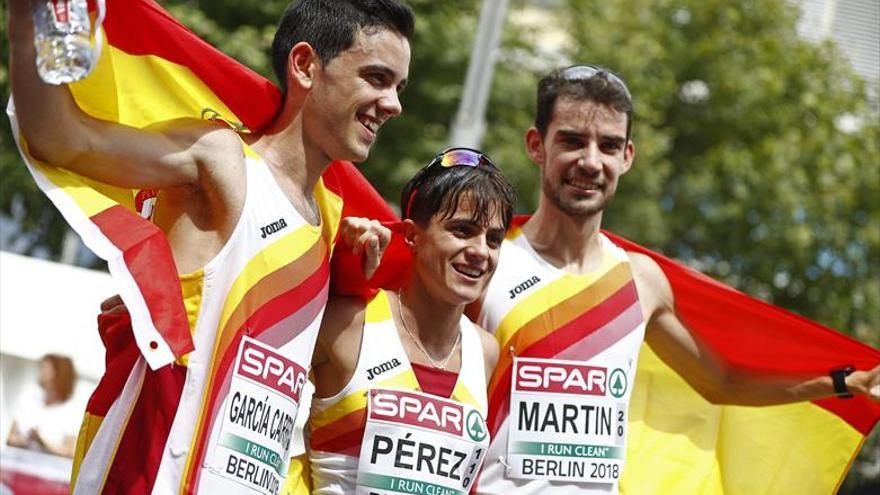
xmin=471 ymin=65 xmax=880 ymax=495
xmin=307 ymin=148 xmax=516 ymax=494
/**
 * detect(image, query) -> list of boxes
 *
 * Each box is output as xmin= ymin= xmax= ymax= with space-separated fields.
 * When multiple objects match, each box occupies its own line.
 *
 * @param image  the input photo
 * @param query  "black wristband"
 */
xmin=831 ymin=366 xmax=855 ymax=399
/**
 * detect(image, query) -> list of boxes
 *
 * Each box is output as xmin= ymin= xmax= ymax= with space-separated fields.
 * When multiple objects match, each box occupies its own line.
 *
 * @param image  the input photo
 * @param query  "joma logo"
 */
xmin=509 ymin=275 xmax=541 ymax=299
xmin=260 ymin=218 xmax=288 ymax=238
xmin=366 ymin=358 xmax=402 ymax=380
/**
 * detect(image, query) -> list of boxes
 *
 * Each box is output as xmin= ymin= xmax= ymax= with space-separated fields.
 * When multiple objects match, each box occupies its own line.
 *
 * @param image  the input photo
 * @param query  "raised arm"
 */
xmin=630 ymin=252 xmax=880 ymax=406
xmin=7 ymin=0 xmax=232 ymax=190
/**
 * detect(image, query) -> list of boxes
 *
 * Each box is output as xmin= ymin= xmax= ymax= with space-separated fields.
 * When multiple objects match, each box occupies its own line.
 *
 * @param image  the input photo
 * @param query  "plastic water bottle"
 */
xmin=32 ymin=0 xmax=94 ymax=84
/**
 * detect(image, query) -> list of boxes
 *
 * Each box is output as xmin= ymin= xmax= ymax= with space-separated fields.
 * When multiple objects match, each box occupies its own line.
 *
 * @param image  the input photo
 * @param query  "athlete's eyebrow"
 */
xmin=555 ymin=129 xmax=585 ymax=140
xmin=556 ymin=128 xmax=626 ymax=145
xmin=602 ymin=135 xmax=627 ymax=146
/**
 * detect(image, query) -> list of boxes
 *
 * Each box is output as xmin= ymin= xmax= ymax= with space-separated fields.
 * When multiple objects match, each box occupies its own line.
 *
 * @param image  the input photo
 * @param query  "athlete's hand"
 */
xmin=848 ymin=365 xmax=880 ymax=401
xmin=100 ymin=294 xmax=128 ymax=315
xmin=339 ymin=217 xmax=391 ymax=280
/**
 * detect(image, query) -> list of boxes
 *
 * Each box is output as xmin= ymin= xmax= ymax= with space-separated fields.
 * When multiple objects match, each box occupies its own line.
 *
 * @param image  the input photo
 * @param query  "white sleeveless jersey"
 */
xmin=475 ymin=228 xmax=646 ymax=495
xmin=73 ymin=144 xmax=336 ymax=494
xmin=308 ymin=290 xmax=490 ymax=495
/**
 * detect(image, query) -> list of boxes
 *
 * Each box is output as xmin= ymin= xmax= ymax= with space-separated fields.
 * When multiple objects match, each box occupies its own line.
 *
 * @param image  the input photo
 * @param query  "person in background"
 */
xmin=7 ymin=354 xmax=80 ymax=458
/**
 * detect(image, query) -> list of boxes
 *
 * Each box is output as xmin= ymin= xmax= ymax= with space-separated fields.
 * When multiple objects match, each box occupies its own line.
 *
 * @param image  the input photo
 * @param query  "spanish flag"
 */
xmin=8 ymin=0 xmax=397 ymax=371
xmin=605 ymin=231 xmax=880 ymax=494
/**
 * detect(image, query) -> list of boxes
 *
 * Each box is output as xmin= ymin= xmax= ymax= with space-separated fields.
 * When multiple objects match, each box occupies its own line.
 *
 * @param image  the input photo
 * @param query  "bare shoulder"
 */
xmin=473 ymin=322 xmax=500 ymax=376
xmin=625 ymin=251 xmax=660 ymax=278
xmin=626 ymin=251 xmax=674 ymax=321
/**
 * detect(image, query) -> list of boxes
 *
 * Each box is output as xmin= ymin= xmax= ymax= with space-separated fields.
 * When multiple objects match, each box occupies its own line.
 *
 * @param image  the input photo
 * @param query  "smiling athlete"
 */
xmin=472 ymin=65 xmax=880 ymax=495
xmin=8 ymin=0 xmax=413 ymax=492
xmin=307 ymin=148 xmax=516 ymax=494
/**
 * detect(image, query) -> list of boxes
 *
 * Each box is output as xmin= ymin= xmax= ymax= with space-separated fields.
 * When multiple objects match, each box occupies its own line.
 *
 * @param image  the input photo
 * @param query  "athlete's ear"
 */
xmin=402 ymin=219 xmax=419 ymax=251
xmin=525 ymin=127 xmax=545 ymax=168
xmin=287 ymin=42 xmax=319 ymax=91
xmin=621 ymin=140 xmax=635 ymax=175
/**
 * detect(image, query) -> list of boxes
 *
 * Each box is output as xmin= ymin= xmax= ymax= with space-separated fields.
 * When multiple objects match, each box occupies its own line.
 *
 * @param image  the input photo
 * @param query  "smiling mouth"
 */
xmin=565 ymin=177 xmax=602 ymax=191
xmin=357 ymin=114 xmax=380 ymax=136
xmin=453 ymin=264 xmax=485 ymax=280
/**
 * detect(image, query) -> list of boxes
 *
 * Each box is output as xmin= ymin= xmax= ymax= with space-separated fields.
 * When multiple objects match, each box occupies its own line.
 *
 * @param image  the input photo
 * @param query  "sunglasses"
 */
xmin=562 ymin=64 xmax=632 ymax=101
xmin=402 ymin=147 xmax=498 ymax=218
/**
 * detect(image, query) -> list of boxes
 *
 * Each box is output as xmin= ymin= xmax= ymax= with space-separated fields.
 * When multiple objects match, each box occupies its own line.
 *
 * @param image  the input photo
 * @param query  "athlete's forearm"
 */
xmin=694 ymin=364 xmax=879 ymax=406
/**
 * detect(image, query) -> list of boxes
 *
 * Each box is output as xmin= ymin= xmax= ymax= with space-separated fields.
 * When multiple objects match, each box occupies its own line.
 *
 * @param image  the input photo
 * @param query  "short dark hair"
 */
xmin=272 ymin=0 xmax=415 ymax=92
xmin=401 ymin=162 xmax=516 ymax=232
xmin=535 ymin=66 xmax=634 ymax=142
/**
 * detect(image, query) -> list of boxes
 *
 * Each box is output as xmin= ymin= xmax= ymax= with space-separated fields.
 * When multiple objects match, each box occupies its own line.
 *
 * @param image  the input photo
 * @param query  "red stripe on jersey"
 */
xmin=187 ymin=258 xmax=330 ymax=492
xmin=310 ymin=408 xmax=368 ymax=456
xmin=487 ymin=281 xmax=641 ymax=436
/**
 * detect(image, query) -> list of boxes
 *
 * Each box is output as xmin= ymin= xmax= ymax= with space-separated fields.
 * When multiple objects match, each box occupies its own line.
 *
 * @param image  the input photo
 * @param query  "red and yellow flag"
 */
xmin=8 ymin=0 xmax=397 ymax=370
xmin=605 ymin=231 xmax=880 ymax=494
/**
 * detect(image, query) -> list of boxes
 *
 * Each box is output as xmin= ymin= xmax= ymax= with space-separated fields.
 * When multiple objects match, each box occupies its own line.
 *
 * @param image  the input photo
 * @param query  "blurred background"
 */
xmin=0 ymin=0 xmax=877 ymax=492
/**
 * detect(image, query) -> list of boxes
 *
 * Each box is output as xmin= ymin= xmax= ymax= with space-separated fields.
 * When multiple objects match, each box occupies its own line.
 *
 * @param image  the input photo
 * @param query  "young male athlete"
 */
xmin=307 ymin=149 xmax=516 ymax=494
xmin=8 ymin=0 xmax=412 ymax=492
xmin=471 ymin=66 xmax=880 ymax=494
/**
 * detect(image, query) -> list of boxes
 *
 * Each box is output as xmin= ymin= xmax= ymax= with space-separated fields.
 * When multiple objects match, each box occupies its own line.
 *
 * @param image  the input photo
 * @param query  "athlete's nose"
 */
xmin=577 ymin=143 xmax=602 ymax=173
xmin=378 ymin=88 xmax=402 ymax=119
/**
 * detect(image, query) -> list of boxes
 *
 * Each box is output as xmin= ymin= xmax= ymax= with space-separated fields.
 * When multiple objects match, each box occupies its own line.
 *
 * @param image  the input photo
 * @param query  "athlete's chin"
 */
xmin=556 ymin=199 xmax=607 ymax=218
xmin=334 ymin=136 xmax=373 ymax=164
xmin=445 ymin=280 xmax=485 ymax=306
xmin=555 ymin=192 xmax=615 ymax=217
xmin=345 ymin=145 xmax=371 ymax=164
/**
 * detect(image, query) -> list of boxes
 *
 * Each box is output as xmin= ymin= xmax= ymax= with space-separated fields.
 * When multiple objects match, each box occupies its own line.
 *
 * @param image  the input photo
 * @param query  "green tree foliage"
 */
xmin=555 ymin=0 xmax=879 ymax=346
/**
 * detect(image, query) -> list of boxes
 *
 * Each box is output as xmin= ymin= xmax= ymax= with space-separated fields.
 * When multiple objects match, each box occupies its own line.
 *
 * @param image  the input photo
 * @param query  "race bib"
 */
xmin=208 ymin=337 xmax=309 ymax=494
xmin=506 ymin=357 xmax=630 ymax=484
xmin=357 ymin=388 xmax=490 ymax=495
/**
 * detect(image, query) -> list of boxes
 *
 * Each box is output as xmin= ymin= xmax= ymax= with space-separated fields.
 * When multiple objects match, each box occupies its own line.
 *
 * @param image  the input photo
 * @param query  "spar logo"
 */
xmin=369 ymin=389 xmax=464 ymax=435
xmin=515 ymin=359 xmax=627 ymax=397
xmin=608 ymin=368 xmax=627 ymax=398
xmin=236 ymin=338 xmax=308 ymax=402
xmin=466 ymin=410 xmax=487 ymax=442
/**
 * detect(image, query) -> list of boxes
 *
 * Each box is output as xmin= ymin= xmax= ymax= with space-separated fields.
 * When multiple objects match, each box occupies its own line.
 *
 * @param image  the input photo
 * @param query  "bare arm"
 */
xmin=311 ymin=295 xmax=367 ymax=399
xmin=631 ymin=252 xmax=880 ymax=406
xmin=6 ymin=421 xmax=29 ymax=448
xmin=29 ymin=429 xmax=76 ymax=458
xmin=7 ymin=0 xmax=234 ymax=189
xmin=474 ymin=324 xmax=500 ymax=384
xmin=6 ymin=421 xmax=76 ymax=457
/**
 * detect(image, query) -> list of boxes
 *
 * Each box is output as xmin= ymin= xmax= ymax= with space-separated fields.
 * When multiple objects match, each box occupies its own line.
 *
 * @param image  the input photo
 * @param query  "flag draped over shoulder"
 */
xmin=8 ymin=0 xmax=397 ymax=370
xmin=8 ymin=1 xmax=879 ymax=493
xmin=603 ymin=230 xmax=880 ymax=494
